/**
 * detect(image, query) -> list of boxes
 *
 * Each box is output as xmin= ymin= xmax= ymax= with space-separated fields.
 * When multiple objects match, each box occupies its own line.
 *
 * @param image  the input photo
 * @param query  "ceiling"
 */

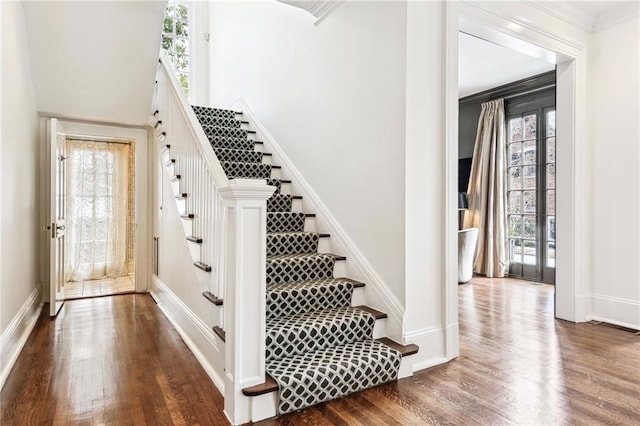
xmin=532 ymin=1 xmax=639 ymax=31
xmin=458 ymin=32 xmax=555 ymax=98
xmin=23 ymin=1 xmax=166 ymax=126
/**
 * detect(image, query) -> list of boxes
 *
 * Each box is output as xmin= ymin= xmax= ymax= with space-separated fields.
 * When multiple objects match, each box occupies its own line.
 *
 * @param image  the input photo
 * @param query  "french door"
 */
xmin=506 ymin=90 xmax=556 ymax=283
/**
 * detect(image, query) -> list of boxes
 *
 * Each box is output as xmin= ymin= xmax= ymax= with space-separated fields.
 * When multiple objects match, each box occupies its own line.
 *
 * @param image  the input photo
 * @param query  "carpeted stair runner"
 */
xmin=191 ymin=105 xmax=402 ymax=415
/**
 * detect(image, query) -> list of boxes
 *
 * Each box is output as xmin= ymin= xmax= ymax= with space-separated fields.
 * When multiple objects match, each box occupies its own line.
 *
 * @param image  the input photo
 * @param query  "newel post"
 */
xmin=218 ymin=179 xmax=275 ymax=425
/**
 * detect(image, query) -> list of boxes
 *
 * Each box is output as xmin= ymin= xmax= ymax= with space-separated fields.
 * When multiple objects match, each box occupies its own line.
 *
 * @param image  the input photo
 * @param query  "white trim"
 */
xmin=0 ymin=287 xmax=44 ymax=390
xmin=403 ymin=324 xmax=453 ymax=373
xmin=447 ymin=2 xmax=590 ymax=332
xmin=150 ymin=276 xmax=226 ymax=393
xmin=230 ymin=99 xmax=406 ymax=340
xmin=588 ymin=294 xmax=640 ymax=331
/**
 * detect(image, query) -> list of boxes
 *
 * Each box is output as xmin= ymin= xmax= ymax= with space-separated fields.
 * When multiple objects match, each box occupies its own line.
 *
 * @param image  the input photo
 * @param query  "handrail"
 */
xmin=157 ymin=53 xmax=230 ymax=188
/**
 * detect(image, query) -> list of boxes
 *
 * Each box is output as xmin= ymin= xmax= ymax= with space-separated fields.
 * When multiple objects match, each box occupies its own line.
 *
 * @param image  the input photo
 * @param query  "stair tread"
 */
xmin=355 ymin=305 xmax=388 ymax=320
xmin=194 ymin=261 xmax=211 ymax=272
xmin=242 ymin=374 xmax=278 ymax=396
xmin=266 ymin=307 xmax=376 ymax=362
xmin=265 ymin=339 xmax=402 ymax=414
xmin=375 ymin=337 xmax=420 ymax=357
xmin=267 ymin=252 xmax=345 ymax=261
xmin=213 ymin=326 xmax=226 ymax=341
xmin=268 ymin=276 xmax=365 ymax=290
xmin=266 ymin=231 xmax=329 ymax=237
xmin=202 ymin=291 xmax=223 ymax=306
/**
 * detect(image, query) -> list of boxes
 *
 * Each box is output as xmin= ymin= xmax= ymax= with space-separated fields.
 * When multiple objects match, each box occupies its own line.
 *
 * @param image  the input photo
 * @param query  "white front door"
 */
xmin=49 ymin=118 xmax=66 ymax=316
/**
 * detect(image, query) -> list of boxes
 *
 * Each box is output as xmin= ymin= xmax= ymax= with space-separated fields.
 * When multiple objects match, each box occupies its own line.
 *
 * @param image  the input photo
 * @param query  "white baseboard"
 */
xmin=403 ymin=325 xmax=455 ymax=373
xmin=230 ymin=98 xmax=406 ymax=342
xmin=589 ymin=293 xmax=640 ymax=331
xmin=0 ymin=287 xmax=43 ymax=390
xmin=150 ymin=276 xmax=226 ymax=394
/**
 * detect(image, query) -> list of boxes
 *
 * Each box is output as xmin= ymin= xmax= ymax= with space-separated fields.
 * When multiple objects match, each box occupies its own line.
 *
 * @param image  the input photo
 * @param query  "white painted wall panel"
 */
xmin=209 ymin=1 xmax=408 ymax=304
xmin=0 ymin=2 xmax=41 ymax=333
xmin=588 ymin=16 xmax=640 ymax=329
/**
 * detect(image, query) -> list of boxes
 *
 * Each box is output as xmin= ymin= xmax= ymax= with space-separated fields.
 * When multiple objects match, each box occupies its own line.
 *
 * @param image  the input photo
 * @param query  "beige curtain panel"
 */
xmin=464 ymin=99 xmax=509 ymax=278
xmin=64 ymin=139 xmax=130 ymax=281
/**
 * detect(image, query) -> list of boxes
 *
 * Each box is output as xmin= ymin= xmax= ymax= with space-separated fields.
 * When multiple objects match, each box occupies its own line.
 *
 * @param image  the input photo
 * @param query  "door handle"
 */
xmin=56 ymin=225 xmax=65 ymax=231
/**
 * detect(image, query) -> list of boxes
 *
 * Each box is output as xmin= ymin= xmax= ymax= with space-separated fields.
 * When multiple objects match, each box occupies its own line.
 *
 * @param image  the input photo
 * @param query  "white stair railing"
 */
xmin=153 ymin=54 xmax=275 ymax=425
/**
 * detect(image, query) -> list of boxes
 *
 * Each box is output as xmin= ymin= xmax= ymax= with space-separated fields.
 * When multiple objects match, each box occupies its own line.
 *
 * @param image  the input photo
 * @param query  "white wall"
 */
xmin=0 ymin=1 xmax=42 ymax=385
xmin=209 ymin=0 xmax=408 ymax=304
xmin=588 ymin=16 xmax=640 ymax=329
xmin=23 ymin=1 xmax=165 ymax=125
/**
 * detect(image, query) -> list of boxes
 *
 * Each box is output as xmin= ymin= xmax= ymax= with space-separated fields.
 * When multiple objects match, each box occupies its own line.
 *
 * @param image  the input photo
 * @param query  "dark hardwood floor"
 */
xmin=2 ymin=279 xmax=639 ymax=425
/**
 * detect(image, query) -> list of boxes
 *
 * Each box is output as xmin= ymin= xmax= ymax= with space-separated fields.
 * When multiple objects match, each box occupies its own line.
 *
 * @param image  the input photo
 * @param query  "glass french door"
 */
xmin=506 ymin=90 xmax=556 ymax=283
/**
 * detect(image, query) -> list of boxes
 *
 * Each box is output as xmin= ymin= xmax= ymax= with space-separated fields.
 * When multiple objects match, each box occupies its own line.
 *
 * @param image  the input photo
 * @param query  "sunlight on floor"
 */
xmin=64 ymin=275 xmax=135 ymax=300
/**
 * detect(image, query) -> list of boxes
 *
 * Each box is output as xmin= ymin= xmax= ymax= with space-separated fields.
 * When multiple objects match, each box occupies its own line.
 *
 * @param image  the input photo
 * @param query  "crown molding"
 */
xmin=594 ymin=2 xmax=640 ymax=32
xmin=278 ymin=0 xmax=345 ymax=26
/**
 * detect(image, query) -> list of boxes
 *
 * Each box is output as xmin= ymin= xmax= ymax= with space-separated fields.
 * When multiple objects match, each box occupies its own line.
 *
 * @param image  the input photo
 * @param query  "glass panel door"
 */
xmin=505 ymin=88 xmax=556 ymax=284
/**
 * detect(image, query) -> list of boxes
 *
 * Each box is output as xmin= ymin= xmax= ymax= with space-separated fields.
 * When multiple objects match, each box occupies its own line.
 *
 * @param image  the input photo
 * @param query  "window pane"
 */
xmin=546 ymin=190 xmax=555 ymax=215
xmin=165 ymin=3 xmax=174 ymax=18
xmin=509 ymin=215 xmax=522 ymax=237
xmin=523 ymin=165 xmax=536 ymax=189
xmin=523 ymin=140 xmax=536 ymax=165
xmin=523 ymin=191 xmax=536 ymax=214
xmin=176 ymin=20 xmax=189 ymax=37
xmin=547 ymin=215 xmax=556 ymax=242
xmin=509 ymin=118 xmax=523 ymax=142
xmin=546 ymin=137 xmax=555 ymax=163
xmin=508 ymin=191 xmax=522 ymax=214
xmin=523 ymin=240 xmax=536 ymax=265
xmin=523 ymin=215 xmax=536 ymax=239
xmin=510 ymin=239 xmax=522 ymax=263
xmin=524 ymin=114 xmax=536 ymax=140
xmin=546 ymin=241 xmax=555 ymax=267
xmin=509 ymin=167 xmax=522 ymax=190
xmin=175 ymin=37 xmax=189 ymax=55
xmin=163 ymin=17 xmax=174 ymax=35
xmin=162 ymin=35 xmax=173 ymax=51
xmin=546 ymin=110 xmax=556 ymax=137
xmin=176 ymin=4 xmax=189 ymax=20
xmin=175 ymin=54 xmax=189 ymax=73
xmin=546 ymin=163 xmax=556 ymax=189
xmin=177 ymin=73 xmax=189 ymax=91
xmin=509 ymin=142 xmax=522 ymax=166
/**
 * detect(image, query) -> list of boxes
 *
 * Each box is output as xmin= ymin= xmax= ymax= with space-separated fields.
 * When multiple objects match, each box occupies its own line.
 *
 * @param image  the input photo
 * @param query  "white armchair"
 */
xmin=458 ymin=227 xmax=478 ymax=283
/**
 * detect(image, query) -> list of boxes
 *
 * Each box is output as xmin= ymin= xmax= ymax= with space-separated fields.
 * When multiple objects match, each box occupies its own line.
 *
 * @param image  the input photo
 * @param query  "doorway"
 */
xmin=505 ymin=90 xmax=556 ymax=283
xmin=445 ymin=2 xmax=589 ymax=337
xmin=62 ymin=136 xmax=136 ymax=300
xmin=44 ymin=120 xmax=149 ymax=313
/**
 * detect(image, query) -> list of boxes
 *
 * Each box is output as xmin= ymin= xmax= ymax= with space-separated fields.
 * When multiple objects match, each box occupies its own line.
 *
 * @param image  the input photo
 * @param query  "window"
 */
xmin=162 ymin=1 xmax=190 ymax=95
xmin=505 ymin=88 xmax=556 ymax=284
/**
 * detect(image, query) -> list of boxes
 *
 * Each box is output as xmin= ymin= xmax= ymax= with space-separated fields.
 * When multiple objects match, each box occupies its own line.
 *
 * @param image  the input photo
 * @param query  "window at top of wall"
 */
xmin=162 ymin=1 xmax=190 ymax=96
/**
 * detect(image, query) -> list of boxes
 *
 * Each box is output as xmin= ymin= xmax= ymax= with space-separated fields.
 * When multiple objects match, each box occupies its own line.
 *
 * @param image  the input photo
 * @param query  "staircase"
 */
xmin=182 ymin=105 xmax=419 ymax=415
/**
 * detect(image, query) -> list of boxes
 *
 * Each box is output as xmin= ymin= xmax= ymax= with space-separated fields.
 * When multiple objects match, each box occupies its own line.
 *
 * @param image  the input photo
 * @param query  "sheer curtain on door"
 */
xmin=64 ymin=139 xmax=130 ymax=281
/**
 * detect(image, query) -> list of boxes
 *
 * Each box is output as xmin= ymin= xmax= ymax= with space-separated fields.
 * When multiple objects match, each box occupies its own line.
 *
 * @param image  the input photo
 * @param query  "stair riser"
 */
xmin=266 ymin=234 xmax=319 ymax=257
xmin=181 ymin=218 xmax=193 ymax=237
xmin=222 ymin=162 xmax=271 ymax=179
xmin=265 ymin=309 xmax=376 ymax=362
xmin=197 ymin=115 xmax=242 ymax=129
xmin=202 ymin=125 xmax=248 ymax=140
xmin=267 ymin=195 xmax=292 ymax=213
xmin=175 ymin=198 xmax=186 ymax=214
xmin=187 ymin=239 xmax=202 ymax=264
xmin=209 ymin=137 xmax=254 ymax=151
xmin=266 ymin=279 xmax=354 ymax=320
xmin=266 ymin=256 xmax=335 ymax=285
xmin=214 ymin=149 xmax=263 ymax=164
xmin=372 ymin=319 xmax=387 ymax=339
xmin=192 ymin=106 xmax=237 ymax=119
xmin=169 ymin=179 xmax=180 ymax=195
xmin=267 ymin=213 xmax=306 ymax=234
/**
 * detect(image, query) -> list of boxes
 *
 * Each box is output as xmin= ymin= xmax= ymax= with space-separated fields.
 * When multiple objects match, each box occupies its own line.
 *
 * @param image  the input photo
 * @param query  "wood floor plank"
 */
xmin=2 ymin=279 xmax=639 ymax=425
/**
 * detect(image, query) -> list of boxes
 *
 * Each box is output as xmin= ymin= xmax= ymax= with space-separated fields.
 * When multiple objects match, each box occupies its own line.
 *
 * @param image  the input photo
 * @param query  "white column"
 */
xmin=219 ymin=179 xmax=275 ymax=425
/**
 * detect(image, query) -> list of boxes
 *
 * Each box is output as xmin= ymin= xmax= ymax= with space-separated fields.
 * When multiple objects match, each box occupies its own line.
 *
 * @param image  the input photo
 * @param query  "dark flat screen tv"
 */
xmin=459 ymin=158 xmax=472 ymax=193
